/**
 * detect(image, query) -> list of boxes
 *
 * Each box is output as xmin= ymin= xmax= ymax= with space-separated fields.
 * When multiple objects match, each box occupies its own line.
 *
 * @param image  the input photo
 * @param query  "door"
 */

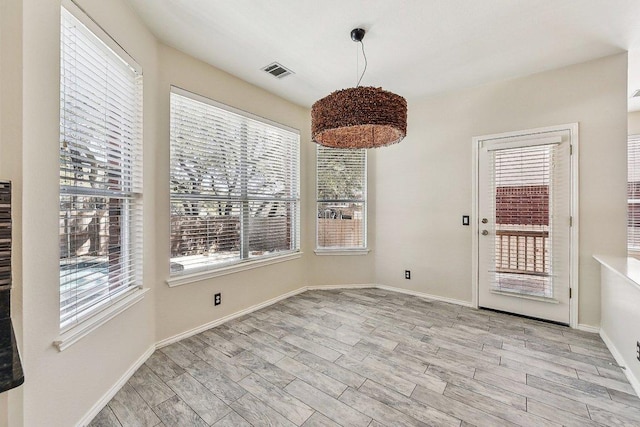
xmin=476 ymin=127 xmax=574 ymax=324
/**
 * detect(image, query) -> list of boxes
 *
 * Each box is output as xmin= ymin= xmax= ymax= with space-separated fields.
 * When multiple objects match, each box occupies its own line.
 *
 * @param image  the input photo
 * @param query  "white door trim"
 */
xmin=471 ymin=123 xmax=579 ymax=328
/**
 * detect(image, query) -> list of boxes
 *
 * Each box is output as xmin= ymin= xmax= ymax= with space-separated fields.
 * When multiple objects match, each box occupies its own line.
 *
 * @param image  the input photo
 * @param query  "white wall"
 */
xmin=374 ymin=54 xmax=628 ymax=327
xmin=599 ymin=260 xmax=640 ymax=396
xmin=19 ymin=1 xmax=157 ymax=425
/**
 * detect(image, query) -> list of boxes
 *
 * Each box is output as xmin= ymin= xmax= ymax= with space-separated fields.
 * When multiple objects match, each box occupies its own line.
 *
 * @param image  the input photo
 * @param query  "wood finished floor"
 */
xmin=89 ymin=288 xmax=640 ymax=427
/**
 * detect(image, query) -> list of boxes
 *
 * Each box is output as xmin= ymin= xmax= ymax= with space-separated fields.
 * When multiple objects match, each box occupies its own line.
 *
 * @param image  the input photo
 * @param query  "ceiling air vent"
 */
xmin=262 ymin=62 xmax=294 ymax=79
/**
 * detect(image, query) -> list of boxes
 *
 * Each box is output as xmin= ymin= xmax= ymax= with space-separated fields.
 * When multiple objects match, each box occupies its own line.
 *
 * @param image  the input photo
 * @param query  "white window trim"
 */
xmin=62 ymin=0 xmax=141 ymax=73
xmin=628 ymin=134 xmax=640 ymax=256
xmin=169 ymin=86 xmax=301 ymax=277
xmin=59 ymin=1 xmax=145 ymax=334
xmin=166 ymin=251 xmax=302 ymax=287
xmin=315 ymin=147 xmax=368 ymax=252
xmin=314 ymin=248 xmax=370 ymax=256
xmin=171 ymin=86 xmax=299 ymax=134
xmin=53 ymin=287 xmax=149 ymax=352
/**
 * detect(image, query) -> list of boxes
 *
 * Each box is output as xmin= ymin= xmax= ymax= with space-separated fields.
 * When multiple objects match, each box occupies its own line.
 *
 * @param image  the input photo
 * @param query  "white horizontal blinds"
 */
xmin=488 ymin=143 xmax=566 ymax=299
xmin=60 ymin=7 xmax=143 ymax=329
xmin=628 ymin=135 xmax=640 ymax=255
xmin=316 ymin=146 xmax=366 ymax=248
xmin=170 ymin=90 xmax=300 ymax=273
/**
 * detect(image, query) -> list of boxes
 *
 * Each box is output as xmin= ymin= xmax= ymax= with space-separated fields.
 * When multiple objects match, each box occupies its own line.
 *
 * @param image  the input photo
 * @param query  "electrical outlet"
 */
xmin=214 ymin=293 xmax=221 ymax=306
xmin=405 ymin=270 xmax=411 ymax=280
xmin=637 ymin=341 xmax=640 ymax=362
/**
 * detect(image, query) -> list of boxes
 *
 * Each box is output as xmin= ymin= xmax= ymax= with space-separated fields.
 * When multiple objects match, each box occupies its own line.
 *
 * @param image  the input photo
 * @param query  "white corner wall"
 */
xmin=374 ymin=53 xmax=628 ymax=327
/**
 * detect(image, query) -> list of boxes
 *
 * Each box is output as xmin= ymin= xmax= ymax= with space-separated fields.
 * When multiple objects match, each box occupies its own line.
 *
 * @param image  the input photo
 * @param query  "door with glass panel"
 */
xmin=477 ymin=127 xmax=573 ymax=324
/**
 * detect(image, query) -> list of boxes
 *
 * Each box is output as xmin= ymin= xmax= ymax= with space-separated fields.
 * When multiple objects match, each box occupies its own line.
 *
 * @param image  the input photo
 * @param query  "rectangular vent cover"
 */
xmin=262 ymin=62 xmax=294 ymax=79
xmin=632 ymin=89 xmax=640 ymax=98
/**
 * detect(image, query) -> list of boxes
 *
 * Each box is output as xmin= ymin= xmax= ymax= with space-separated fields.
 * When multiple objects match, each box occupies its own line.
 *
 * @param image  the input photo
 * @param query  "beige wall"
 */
xmin=1 ymin=0 xmax=630 ymax=424
xmin=629 ymin=110 xmax=640 ymax=134
xmin=0 ymin=0 xmax=23 ymax=425
xmin=374 ymin=54 xmax=628 ymax=328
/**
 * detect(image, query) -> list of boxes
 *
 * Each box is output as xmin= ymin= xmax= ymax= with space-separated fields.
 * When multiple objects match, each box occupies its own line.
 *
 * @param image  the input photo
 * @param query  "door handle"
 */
xmin=481 ymin=230 xmax=489 ymax=236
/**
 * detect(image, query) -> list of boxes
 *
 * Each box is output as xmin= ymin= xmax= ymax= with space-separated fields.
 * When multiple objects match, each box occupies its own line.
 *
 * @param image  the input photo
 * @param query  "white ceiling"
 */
xmin=125 ymin=0 xmax=640 ymax=110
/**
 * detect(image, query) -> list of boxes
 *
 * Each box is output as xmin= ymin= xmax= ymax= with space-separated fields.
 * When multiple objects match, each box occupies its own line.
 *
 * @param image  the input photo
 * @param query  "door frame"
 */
xmin=471 ymin=123 xmax=579 ymax=328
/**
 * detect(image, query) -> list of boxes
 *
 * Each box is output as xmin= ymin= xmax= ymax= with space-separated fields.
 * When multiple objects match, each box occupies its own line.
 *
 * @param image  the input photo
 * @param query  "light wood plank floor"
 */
xmin=89 ymin=288 xmax=640 ymax=426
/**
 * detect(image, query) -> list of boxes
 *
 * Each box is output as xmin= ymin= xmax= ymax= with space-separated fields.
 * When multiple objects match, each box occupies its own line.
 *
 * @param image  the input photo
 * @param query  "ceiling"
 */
xmin=125 ymin=0 xmax=640 ymax=110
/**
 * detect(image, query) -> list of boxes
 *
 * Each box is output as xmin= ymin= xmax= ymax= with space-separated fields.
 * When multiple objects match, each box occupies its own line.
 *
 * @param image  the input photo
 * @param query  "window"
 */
xmin=169 ymin=88 xmax=300 ymax=275
xmin=316 ymin=146 xmax=367 ymax=250
xmin=629 ymin=135 xmax=640 ymax=256
xmin=59 ymin=6 xmax=143 ymax=330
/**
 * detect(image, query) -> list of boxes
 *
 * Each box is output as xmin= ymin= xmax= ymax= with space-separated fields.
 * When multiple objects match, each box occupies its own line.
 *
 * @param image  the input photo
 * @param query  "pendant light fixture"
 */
xmin=311 ymin=28 xmax=407 ymax=149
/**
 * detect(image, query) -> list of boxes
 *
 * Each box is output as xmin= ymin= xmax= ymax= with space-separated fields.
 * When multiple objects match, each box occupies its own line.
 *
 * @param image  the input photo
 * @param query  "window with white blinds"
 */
xmin=628 ymin=135 xmax=640 ymax=256
xmin=170 ymin=88 xmax=300 ymax=275
xmin=316 ymin=146 xmax=366 ymax=249
xmin=487 ymin=141 xmax=569 ymax=299
xmin=59 ymin=6 xmax=143 ymax=330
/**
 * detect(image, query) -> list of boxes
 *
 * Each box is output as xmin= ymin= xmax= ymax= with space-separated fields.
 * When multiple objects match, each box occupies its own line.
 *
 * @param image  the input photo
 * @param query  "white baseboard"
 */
xmin=307 ymin=284 xmax=375 ymax=291
xmin=77 ymin=344 xmax=155 ymax=427
xmin=155 ymin=286 xmax=308 ymax=349
xmin=600 ymin=329 xmax=640 ymax=398
xmin=375 ymin=284 xmax=474 ymax=307
xmin=576 ymin=324 xmax=600 ymax=334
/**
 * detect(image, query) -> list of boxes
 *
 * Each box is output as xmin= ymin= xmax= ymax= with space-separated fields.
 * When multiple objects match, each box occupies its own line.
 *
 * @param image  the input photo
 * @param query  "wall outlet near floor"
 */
xmin=214 ymin=293 xmax=221 ymax=306
xmin=637 ymin=341 xmax=640 ymax=362
xmin=405 ymin=270 xmax=411 ymax=280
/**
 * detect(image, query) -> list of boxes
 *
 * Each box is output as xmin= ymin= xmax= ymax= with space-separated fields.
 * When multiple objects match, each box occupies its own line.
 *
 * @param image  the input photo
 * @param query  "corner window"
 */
xmin=316 ymin=146 xmax=367 ymax=250
xmin=169 ymin=88 xmax=300 ymax=275
xmin=59 ymin=6 xmax=143 ymax=329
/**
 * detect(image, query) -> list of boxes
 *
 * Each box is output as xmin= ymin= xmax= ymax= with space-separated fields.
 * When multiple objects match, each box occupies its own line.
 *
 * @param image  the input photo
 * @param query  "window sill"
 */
xmin=314 ymin=248 xmax=370 ymax=256
xmin=54 ymin=287 xmax=149 ymax=352
xmin=166 ymin=251 xmax=303 ymax=287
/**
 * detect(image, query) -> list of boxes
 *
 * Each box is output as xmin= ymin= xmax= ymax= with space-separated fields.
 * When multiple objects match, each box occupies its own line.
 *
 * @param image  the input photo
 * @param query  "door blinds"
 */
xmin=628 ymin=135 xmax=640 ymax=255
xmin=170 ymin=89 xmax=300 ymax=274
xmin=59 ymin=7 xmax=143 ymax=329
xmin=487 ymin=142 xmax=569 ymax=299
xmin=316 ymin=146 xmax=366 ymax=249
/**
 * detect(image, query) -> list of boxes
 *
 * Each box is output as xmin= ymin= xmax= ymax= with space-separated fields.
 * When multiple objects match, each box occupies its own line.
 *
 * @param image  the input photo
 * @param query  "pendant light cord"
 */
xmin=356 ymin=40 xmax=367 ymax=87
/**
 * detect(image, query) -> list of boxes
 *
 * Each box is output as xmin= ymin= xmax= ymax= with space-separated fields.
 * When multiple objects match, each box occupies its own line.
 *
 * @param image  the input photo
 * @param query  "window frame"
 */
xmin=315 ymin=145 xmax=368 ymax=254
xmin=57 ymin=0 xmax=145 ymax=346
xmin=168 ymin=87 xmax=301 ymax=283
xmin=628 ymin=134 xmax=640 ymax=258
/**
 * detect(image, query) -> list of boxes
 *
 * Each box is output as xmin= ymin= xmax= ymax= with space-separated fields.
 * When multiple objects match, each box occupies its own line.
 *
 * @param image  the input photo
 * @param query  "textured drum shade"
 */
xmin=311 ymin=86 xmax=407 ymax=149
